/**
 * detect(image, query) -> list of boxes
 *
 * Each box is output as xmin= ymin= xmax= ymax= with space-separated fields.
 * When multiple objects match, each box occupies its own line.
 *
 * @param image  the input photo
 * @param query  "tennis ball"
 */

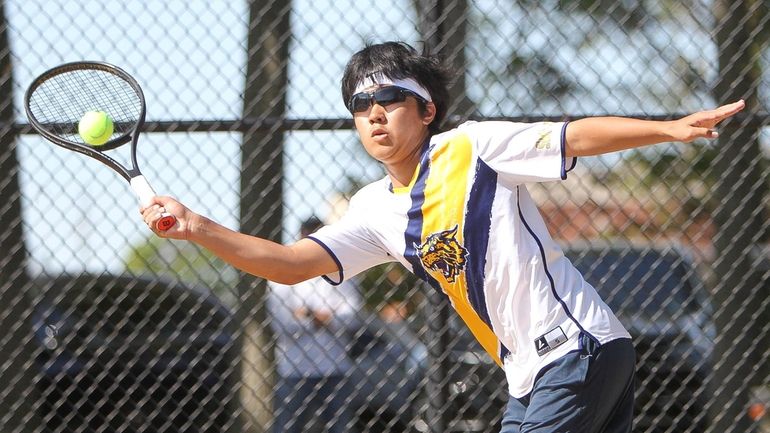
xmin=78 ymin=111 xmax=114 ymax=146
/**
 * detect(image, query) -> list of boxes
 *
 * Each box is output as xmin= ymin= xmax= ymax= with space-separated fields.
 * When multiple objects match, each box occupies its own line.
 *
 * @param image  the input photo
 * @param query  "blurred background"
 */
xmin=0 ymin=1 xmax=768 ymax=432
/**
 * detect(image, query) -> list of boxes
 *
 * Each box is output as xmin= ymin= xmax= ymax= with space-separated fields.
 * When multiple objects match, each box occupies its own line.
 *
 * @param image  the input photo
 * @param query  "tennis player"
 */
xmin=142 ymin=41 xmax=744 ymax=433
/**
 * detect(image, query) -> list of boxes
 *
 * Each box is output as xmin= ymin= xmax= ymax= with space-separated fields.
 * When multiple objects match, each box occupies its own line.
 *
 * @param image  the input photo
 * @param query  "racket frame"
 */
xmin=24 ymin=61 xmax=147 ymax=181
xmin=24 ymin=61 xmax=176 ymax=231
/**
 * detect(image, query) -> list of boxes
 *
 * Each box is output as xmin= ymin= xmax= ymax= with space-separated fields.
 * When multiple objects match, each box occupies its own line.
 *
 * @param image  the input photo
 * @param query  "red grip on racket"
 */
xmin=156 ymin=213 xmax=177 ymax=231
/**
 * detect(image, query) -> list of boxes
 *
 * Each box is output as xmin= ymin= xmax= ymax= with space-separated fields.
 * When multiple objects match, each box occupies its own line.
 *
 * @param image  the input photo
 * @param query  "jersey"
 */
xmin=309 ymin=120 xmax=631 ymax=397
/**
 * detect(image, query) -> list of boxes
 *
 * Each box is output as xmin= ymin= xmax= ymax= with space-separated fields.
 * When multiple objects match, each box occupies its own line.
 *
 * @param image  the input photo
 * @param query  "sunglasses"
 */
xmin=347 ymin=86 xmax=428 ymax=114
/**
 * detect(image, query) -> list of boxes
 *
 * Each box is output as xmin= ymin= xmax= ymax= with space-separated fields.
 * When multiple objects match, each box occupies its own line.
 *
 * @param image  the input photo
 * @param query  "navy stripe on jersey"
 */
xmin=516 ymin=186 xmax=598 ymax=345
xmin=403 ymin=143 xmax=442 ymax=290
xmin=462 ymin=159 xmax=496 ymax=327
xmin=463 ymin=159 xmax=511 ymax=360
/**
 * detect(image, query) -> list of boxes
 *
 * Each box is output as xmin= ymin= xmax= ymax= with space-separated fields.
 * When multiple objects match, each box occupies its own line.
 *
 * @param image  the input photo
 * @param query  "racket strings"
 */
xmin=28 ymin=69 xmax=142 ymax=145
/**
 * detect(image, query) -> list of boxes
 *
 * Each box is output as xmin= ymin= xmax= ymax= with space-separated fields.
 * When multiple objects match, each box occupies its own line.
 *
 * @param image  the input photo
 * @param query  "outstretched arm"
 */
xmin=565 ymin=100 xmax=745 ymax=157
xmin=140 ymin=196 xmax=338 ymax=285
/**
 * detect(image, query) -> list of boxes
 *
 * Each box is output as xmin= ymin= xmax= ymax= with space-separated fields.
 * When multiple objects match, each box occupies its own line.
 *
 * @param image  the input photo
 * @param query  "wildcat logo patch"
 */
xmin=414 ymin=225 xmax=468 ymax=283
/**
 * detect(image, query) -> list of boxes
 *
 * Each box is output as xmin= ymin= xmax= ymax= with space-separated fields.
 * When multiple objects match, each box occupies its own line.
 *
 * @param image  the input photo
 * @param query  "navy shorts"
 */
xmin=500 ymin=334 xmax=636 ymax=433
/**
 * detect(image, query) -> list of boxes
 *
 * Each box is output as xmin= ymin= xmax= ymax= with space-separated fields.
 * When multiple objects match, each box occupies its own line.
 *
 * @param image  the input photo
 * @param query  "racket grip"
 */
xmin=155 ymin=214 xmax=177 ymax=231
xmin=130 ymin=175 xmax=177 ymax=231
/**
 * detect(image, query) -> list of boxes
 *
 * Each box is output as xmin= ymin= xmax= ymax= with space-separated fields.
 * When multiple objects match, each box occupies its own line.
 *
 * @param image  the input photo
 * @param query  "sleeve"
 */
xmin=458 ymin=120 xmax=577 ymax=184
xmin=307 ymin=192 xmax=394 ymax=285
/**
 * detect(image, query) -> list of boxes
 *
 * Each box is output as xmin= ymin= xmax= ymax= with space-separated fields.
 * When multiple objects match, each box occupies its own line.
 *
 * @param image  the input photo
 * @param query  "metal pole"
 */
xmin=418 ymin=2 xmax=452 ymax=432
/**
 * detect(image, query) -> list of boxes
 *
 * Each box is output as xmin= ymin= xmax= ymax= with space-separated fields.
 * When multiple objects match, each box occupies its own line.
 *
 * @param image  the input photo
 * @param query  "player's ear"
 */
xmin=421 ymin=101 xmax=436 ymax=126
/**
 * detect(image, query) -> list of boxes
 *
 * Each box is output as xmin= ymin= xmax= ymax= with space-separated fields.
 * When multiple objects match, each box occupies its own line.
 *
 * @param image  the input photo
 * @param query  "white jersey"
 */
xmin=309 ymin=120 xmax=630 ymax=397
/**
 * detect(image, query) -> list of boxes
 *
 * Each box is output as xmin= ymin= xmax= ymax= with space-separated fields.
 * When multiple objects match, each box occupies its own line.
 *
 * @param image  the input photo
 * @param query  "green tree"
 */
xmin=124 ymin=236 xmax=238 ymax=306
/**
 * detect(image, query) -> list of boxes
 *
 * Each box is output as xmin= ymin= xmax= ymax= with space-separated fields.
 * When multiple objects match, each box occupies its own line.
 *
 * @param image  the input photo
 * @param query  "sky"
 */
xmin=6 ymin=0 xmax=768 ymax=275
xmin=7 ymin=0 xmax=417 ymax=274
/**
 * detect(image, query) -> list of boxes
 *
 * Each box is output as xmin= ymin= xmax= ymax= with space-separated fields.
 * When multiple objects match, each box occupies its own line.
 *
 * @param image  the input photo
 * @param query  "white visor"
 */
xmin=353 ymin=73 xmax=432 ymax=102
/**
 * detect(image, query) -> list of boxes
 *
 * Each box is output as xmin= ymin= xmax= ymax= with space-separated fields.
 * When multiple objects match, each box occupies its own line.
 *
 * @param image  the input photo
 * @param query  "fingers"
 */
xmin=695 ymin=127 xmax=719 ymax=139
xmin=139 ymin=195 xmax=182 ymax=219
xmin=712 ymin=99 xmax=745 ymax=123
xmin=686 ymin=99 xmax=745 ymax=138
xmin=138 ymin=196 xmax=190 ymax=239
xmin=722 ymin=99 xmax=746 ymax=113
xmin=139 ymin=197 xmax=162 ymax=214
xmin=140 ymin=203 xmax=170 ymax=231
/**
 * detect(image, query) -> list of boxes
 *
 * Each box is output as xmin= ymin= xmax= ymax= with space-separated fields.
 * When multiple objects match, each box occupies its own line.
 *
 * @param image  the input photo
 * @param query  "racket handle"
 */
xmin=130 ymin=175 xmax=177 ymax=231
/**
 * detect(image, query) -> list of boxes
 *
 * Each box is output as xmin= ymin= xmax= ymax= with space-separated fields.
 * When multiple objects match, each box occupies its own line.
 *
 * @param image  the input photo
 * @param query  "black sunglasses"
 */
xmin=347 ymin=86 xmax=428 ymax=114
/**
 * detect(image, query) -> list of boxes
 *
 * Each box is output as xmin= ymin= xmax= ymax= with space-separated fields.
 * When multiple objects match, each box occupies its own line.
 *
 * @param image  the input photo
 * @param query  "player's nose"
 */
xmin=368 ymin=103 xmax=387 ymax=123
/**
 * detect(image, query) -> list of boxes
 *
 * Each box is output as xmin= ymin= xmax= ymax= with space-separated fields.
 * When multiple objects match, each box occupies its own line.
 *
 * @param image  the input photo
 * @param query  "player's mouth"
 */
xmin=371 ymin=128 xmax=388 ymax=140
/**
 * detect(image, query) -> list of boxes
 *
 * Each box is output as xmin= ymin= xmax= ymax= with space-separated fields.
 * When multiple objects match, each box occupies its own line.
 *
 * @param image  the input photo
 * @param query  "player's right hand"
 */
xmin=140 ymin=196 xmax=197 ymax=240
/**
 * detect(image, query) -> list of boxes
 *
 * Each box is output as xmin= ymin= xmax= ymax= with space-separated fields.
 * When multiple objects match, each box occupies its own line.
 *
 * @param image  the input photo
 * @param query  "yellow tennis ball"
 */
xmin=78 ymin=111 xmax=114 ymax=146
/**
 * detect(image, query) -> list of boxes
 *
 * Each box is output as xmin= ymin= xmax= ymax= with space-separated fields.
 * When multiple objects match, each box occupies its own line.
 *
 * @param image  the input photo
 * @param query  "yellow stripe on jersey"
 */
xmin=418 ymin=134 xmax=503 ymax=366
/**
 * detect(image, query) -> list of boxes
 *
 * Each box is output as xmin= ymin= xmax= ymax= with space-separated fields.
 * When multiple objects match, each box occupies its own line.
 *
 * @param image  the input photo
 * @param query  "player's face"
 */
xmin=352 ymin=85 xmax=435 ymax=178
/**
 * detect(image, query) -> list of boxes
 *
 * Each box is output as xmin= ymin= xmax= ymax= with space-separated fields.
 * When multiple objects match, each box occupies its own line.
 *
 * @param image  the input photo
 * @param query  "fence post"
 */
xmin=0 ymin=1 xmax=40 ymax=431
xmin=710 ymin=2 xmax=770 ymax=432
xmin=423 ymin=287 xmax=451 ymax=433
xmin=417 ymin=1 xmax=475 ymax=431
xmin=416 ymin=4 xmax=451 ymax=431
xmin=238 ymin=1 xmax=292 ymax=431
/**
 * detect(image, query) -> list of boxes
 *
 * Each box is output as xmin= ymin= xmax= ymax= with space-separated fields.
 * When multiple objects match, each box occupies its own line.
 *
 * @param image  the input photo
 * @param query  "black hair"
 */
xmin=341 ymin=41 xmax=452 ymax=134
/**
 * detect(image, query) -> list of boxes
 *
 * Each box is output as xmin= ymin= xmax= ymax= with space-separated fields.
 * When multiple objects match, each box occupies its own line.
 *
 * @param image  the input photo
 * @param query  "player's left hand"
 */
xmin=670 ymin=99 xmax=745 ymax=142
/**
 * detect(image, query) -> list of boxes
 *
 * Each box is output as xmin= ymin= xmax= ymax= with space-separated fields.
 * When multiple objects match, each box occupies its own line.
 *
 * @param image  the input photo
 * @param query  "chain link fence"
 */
xmin=1 ymin=1 xmax=768 ymax=432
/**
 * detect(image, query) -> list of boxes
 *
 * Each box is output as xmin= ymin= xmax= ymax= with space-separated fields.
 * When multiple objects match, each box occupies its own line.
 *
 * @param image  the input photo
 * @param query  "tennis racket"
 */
xmin=24 ymin=61 xmax=176 ymax=231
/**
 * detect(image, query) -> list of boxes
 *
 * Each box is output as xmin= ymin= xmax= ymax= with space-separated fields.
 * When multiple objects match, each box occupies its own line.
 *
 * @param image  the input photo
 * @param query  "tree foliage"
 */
xmin=124 ymin=236 xmax=238 ymax=307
